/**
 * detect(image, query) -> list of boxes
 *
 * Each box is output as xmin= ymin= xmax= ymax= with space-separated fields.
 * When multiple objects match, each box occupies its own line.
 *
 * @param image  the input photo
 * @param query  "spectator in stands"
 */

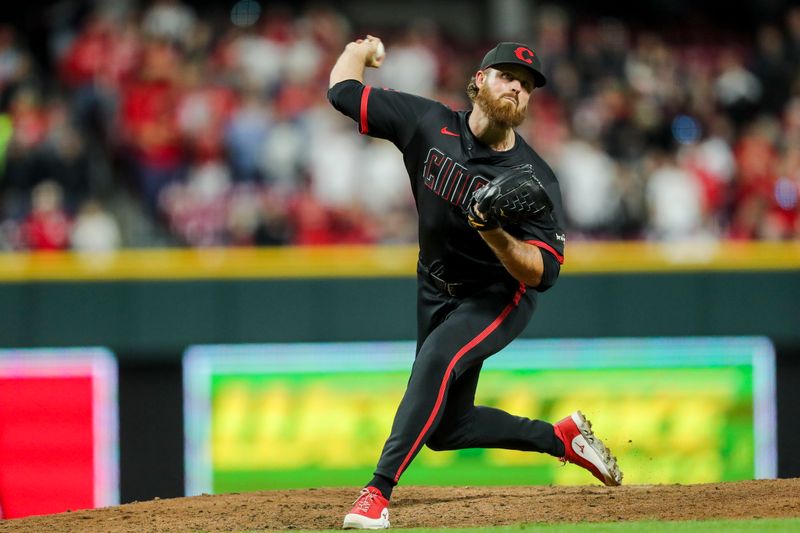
xmin=371 ymin=21 xmax=440 ymax=98
xmin=730 ymin=116 xmax=781 ymax=238
xmin=556 ymin=134 xmax=622 ymax=238
xmin=22 ymin=180 xmax=71 ymax=250
xmin=645 ymin=150 xmax=706 ymax=240
xmin=2 ymin=88 xmax=49 ymax=220
xmin=225 ymin=184 xmax=290 ymax=246
xmin=42 ymin=97 xmax=91 ymax=212
xmin=714 ymin=50 xmax=763 ymax=128
xmin=225 ymin=91 xmax=270 ymax=183
xmin=141 ymin=0 xmax=196 ymax=47
xmin=2 ymin=2 xmax=800 ymax=249
xmin=119 ymin=38 xmax=185 ymax=215
xmin=70 ymin=199 xmax=122 ymax=251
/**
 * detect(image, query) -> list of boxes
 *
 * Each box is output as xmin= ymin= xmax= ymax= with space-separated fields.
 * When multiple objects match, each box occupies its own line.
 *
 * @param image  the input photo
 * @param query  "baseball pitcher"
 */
xmin=328 ymin=35 xmax=622 ymax=530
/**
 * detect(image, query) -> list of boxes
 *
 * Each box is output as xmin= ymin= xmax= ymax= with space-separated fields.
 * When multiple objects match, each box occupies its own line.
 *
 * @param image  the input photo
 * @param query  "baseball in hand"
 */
xmin=366 ymin=37 xmax=385 ymax=67
xmin=374 ymin=41 xmax=385 ymax=61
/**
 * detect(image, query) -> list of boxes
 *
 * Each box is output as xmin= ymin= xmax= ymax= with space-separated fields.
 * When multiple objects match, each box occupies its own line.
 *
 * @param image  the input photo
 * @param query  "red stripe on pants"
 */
xmin=393 ymin=283 xmax=526 ymax=481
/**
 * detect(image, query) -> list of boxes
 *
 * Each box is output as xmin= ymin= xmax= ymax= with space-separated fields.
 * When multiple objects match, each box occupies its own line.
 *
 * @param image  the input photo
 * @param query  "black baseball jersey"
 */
xmin=328 ymin=80 xmax=566 ymax=286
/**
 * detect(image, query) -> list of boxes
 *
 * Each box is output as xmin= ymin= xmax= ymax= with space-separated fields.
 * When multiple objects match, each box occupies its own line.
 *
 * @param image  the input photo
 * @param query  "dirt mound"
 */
xmin=1 ymin=479 xmax=798 ymax=532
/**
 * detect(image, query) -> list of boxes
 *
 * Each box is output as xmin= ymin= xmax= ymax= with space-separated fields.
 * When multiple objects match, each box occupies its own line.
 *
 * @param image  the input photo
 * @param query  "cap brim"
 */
xmin=484 ymin=61 xmax=547 ymax=88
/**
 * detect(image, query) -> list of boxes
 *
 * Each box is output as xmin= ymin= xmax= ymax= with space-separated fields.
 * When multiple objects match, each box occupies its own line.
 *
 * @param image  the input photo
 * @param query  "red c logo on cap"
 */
xmin=514 ymin=47 xmax=535 ymax=64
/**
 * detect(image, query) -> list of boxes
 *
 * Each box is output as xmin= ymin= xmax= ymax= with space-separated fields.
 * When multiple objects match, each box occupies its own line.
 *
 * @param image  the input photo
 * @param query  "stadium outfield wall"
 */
xmin=0 ymin=241 xmax=798 ymax=502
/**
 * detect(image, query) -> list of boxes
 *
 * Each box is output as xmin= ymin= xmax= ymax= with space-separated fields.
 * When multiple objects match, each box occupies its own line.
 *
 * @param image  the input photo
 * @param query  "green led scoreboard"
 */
xmin=183 ymin=337 xmax=776 ymax=495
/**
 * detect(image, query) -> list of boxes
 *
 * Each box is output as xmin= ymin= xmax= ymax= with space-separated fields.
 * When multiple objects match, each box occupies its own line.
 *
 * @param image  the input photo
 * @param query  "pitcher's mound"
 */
xmin=2 ymin=478 xmax=799 ymax=532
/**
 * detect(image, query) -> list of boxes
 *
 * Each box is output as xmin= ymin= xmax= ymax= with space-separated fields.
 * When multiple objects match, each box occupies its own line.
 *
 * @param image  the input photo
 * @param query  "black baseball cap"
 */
xmin=480 ymin=42 xmax=547 ymax=88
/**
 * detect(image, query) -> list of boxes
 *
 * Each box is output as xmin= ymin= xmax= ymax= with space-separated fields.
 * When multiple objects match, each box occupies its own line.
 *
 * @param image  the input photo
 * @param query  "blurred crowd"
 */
xmin=0 ymin=0 xmax=798 ymax=251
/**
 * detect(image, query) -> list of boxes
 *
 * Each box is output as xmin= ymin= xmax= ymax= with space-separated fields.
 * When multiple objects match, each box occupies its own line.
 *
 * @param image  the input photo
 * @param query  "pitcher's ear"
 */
xmin=475 ymin=69 xmax=488 ymax=88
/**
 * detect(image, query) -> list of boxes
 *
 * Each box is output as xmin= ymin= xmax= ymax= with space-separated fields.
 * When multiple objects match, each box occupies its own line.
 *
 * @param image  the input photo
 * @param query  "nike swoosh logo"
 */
xmin=440 ymin=126 xmax=460 ymax=137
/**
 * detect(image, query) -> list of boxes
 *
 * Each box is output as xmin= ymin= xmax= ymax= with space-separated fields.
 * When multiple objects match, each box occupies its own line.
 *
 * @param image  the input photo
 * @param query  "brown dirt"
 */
xmin=1 ymin=479 xmax=799 ymax=532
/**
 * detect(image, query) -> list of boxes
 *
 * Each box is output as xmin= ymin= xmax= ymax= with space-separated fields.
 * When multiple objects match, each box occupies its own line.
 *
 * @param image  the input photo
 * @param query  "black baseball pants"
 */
xmin=373 ymin=268 xmax=563 ymax=484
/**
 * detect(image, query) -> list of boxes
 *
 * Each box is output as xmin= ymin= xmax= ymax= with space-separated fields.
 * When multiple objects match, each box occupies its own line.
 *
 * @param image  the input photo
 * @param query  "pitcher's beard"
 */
xmin=475 ymin=85 xmax=527 ymax=129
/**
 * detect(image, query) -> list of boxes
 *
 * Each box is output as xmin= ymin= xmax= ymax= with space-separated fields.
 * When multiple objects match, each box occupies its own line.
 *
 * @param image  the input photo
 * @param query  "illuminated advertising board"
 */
xmin=0 ymin=348 xmax=118 ymax=518
xmin=183 ymin=337 xmax=776 ymax=495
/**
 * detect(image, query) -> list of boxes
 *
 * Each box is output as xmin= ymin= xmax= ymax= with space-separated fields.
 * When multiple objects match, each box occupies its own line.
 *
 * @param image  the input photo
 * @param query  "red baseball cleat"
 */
xmin=553 ymin=410 xmax=623 ymax=486
xmin=342 ymin=486 xmax=390 ymax=529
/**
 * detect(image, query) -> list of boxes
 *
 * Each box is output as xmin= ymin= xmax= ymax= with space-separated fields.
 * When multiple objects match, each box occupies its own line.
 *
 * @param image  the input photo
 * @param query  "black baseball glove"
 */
xmin=467 ymin=164 xmax=553 ymax=231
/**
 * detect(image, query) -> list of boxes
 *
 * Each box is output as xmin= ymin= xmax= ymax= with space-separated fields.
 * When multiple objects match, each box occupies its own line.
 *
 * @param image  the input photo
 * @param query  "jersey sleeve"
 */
xmin=327 ymin=79 xmax=440 ymax=150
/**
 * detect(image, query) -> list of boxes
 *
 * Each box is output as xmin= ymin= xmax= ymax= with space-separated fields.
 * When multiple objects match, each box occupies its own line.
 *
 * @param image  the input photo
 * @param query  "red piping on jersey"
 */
xmin=393 ymin=282 xmax=527 ymax=482
xmin=525 ymin=240 xmax=564 ymax=264
xmin=359 ymin=85 xmax=372 ymax=134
